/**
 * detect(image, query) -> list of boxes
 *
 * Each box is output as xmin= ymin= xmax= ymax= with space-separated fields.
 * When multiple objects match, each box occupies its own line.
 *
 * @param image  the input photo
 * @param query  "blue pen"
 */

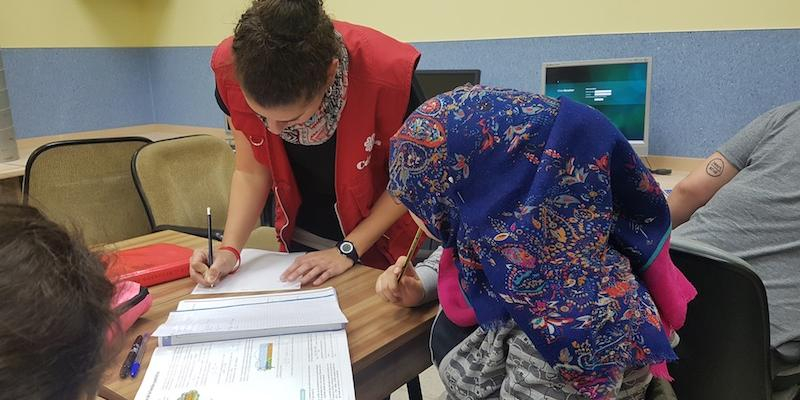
xmin=130 ymin=333 xmax=150 ymax=378
xmin=119 ymin=334 xmax=143 ymax=378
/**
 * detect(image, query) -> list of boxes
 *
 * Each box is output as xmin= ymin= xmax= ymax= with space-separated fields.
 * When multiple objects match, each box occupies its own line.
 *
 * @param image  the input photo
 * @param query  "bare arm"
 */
xmin=346 ymin=190 xmax=408 ymax=258
xmin=189 ymin=117 xmax=272 ymax=286
xmin=282 ymin=191 xmax=409 ymax=285
xmin=668 ymin=152 xmax=739 ymax=228
xmin=221 ymin=117 xmax=272 ymax=251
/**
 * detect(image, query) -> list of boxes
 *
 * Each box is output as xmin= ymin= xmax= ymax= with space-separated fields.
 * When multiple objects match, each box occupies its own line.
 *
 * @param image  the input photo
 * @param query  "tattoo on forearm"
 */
xmin=706 ymin=158 xmax=724 ymax=177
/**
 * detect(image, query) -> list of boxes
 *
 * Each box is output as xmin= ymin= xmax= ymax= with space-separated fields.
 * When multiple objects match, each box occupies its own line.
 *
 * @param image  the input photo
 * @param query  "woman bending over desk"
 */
xmin=378 ymin=85 xmax=696 ymax=400
xmin=191 ymin=0 xmax=422 ymax=288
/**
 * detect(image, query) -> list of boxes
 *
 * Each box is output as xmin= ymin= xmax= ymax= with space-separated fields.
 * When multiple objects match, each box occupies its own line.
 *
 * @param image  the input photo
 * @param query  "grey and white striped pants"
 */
xmin=439 ymin=320 xmax=651 ymax=400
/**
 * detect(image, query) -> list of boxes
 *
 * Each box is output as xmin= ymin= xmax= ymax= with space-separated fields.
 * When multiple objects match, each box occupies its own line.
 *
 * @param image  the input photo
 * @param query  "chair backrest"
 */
xmin=132 ymin=135 xmax=234 ymax=232
xmin=668 ymin=237 xmax=772 ymax=400
xmin=23 ymin=137 xmax=153 ymax=246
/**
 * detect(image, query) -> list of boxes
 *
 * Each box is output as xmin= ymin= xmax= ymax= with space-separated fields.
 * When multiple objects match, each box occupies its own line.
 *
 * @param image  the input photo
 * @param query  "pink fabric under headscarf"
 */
xmin=642 ymin=237 xmax=698 ymax=380
xmin=437 ymin=247 xmax=478 ymax=327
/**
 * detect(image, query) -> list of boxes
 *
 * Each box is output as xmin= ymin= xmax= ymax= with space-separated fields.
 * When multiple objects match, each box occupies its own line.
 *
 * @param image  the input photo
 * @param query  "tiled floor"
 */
xmin=390 ymin=365 xmax=446 ymax=400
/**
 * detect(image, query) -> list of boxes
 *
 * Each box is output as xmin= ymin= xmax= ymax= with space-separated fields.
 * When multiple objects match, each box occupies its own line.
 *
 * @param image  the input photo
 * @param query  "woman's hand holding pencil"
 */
xmin=375 ymin=227 xmax=426 ymax=306
xmin=396 ymin=228 xmax=424 ymax=282
xmin=375 ymin=255 xmax=425 ymax=307
xmin=189 ymin=206 xmax=239 ymax=287
xmin=189 ymin=248 xmax=238 ymax=287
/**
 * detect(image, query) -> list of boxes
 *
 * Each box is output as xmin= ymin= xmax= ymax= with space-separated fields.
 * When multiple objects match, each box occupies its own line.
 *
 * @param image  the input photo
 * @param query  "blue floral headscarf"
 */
xmin=388 ymin=85 xmax=676 ymax=399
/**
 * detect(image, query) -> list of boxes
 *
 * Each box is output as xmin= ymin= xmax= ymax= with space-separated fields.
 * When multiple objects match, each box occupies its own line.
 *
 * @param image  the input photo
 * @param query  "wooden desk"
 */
xmin=101 ymin=231 xmax=438 ymax=400
xmin=644 ymin=155 xmax=704 ymax=191
xmin=653 ymin=173 xmax=687 ymax=191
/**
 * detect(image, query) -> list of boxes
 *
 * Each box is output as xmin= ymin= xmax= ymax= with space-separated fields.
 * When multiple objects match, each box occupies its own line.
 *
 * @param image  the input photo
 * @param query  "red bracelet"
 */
xmin=218 ymin=246 xmax=241 ymax=273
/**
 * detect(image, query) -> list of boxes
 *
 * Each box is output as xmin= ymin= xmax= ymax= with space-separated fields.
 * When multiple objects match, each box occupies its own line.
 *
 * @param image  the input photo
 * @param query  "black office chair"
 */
xmin=668 ymin=238 xmax=800 ymax=400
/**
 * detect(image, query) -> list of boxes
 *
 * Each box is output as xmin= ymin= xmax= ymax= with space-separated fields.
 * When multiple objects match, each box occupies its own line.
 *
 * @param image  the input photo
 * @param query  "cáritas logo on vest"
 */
xmin=356 ymin=133 xmax=381 ymax=170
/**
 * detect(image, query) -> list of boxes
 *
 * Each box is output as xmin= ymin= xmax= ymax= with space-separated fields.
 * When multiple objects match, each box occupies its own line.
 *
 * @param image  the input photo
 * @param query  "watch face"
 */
xmin=339 ymin=242 xmax=354 ymax=254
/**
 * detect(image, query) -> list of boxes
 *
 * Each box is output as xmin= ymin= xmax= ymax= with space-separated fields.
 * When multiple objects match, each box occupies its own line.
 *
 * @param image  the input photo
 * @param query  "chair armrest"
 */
xmin=772 ymin=360 xmax=800 ymax=391
xmin=772 ymin=343 xmax=800 ymax=390
xmin=153 ymin=224 xmax=223 ymax=241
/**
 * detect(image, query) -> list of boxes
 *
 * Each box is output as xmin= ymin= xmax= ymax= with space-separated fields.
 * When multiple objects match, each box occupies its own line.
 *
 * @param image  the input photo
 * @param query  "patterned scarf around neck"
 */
xmin=388 ymin=85 xmax=680 ymax=400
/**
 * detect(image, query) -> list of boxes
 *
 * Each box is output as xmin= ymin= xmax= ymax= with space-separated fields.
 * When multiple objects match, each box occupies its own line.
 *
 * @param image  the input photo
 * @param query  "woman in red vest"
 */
xmin=190 ymin=0 xmax=422 ymax=287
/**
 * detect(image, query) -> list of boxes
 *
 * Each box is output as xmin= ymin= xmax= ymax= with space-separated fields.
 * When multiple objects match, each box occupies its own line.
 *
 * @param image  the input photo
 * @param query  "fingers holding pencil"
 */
xmin=188 ymin=248 xmax=237 ymax=287
xmin=375 ymin=256 xmax=423 ymax=307
xmin=396 ymin=228 xmax=424 ymax=284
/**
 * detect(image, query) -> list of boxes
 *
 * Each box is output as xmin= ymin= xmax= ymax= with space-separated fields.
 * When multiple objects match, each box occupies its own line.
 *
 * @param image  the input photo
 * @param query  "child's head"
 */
xmin=0 ymin=204 xmax=115 ymax=399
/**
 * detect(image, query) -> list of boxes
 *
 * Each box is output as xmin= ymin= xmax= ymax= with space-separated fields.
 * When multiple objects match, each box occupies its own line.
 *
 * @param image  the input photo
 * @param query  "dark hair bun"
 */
xmin=255 ymin=0 xmax=324 ymax=47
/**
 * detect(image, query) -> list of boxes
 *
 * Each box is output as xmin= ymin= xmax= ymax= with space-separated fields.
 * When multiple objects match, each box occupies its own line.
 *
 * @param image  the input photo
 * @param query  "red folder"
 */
xmin=105 ymin=243 xmax=193 ymax=287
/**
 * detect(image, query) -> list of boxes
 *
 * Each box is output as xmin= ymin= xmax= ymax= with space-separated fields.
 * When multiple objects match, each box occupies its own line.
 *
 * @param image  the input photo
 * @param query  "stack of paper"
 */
xmin=191 ymin=249 xmax=304 ymax=295
xmin=136 ymin=330 xmax=354 ymax=400
xmin=138 ymin=288 xmax=355 ymax=400
xmin=154 ymin=288 xmax=348 ymax=346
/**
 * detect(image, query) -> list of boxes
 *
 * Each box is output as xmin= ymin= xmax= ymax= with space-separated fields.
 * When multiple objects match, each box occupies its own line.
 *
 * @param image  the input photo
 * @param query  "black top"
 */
xmin=284 ymin=134 xmax=341 ymax=240
xmin=215 ymin=75 xmax=423 ymax=241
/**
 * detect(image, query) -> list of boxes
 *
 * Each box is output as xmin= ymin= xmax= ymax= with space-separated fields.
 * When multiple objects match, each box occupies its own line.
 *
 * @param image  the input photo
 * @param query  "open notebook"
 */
xmin=153 ymin=287 xmax=347 ymax=346
xmin=137 ymin=288 xmax=354 ymax=400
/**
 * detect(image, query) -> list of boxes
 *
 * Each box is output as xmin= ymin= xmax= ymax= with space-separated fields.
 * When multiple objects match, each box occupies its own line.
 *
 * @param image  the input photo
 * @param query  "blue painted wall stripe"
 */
xmin=3 ymin=29 xmax=799 ymax=157
xmin=3 ymin=48 xmax=155 ymax=138
xmin=148 ymin=47 xmax=220 ymax=128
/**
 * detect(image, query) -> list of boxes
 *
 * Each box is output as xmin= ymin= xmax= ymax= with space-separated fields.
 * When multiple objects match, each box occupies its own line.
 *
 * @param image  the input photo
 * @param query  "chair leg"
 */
xmin=407 ymin=375 xmax=423 ymax=400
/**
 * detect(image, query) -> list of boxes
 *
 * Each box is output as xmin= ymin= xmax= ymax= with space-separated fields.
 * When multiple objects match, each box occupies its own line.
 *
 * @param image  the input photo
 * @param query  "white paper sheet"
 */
xmin=192 ymin=249 xmax=303 ymax=294
xmin=134 ymin=330 xmax=355 ymax=400
xmin=154 ymin=288 xmax=347 ymax=346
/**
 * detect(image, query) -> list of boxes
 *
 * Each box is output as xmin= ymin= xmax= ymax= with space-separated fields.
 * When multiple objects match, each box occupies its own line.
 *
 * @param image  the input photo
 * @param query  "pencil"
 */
xmin=207 ymin=207 xmax=213 ymax=266
xmin=396 ymin=228 xmax=424 ymax=284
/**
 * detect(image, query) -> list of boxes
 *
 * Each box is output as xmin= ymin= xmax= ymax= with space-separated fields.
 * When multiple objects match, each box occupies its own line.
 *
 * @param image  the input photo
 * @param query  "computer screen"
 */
xmin=541 ymin=58 xmax=651 ymax=155
xmin=414 ymin=69 xmax=481 ymax=101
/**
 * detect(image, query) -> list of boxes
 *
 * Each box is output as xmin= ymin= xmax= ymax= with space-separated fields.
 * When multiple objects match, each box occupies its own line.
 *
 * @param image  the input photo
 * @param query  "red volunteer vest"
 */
xmin=211 ymin=21 xmax=420 ymax=268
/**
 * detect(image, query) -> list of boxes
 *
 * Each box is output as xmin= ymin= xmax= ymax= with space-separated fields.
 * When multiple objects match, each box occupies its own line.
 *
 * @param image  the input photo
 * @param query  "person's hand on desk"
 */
xmin=281 ymin=247 xmax=354 ymax=286
xmin=375 ymin=256 xmax=425 ymax=307
xmin=189 ymin=248 xmax=238 ymax=287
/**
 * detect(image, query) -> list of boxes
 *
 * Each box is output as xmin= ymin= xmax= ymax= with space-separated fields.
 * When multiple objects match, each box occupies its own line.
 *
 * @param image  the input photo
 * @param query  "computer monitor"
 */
xmin=414 ymin=69 xmax=481 ymax=101
xmin=541 ymin=57 xmax=652 ymax=155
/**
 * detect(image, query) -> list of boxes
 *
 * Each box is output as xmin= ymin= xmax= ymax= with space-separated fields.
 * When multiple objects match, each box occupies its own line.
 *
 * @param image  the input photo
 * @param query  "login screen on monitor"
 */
xmin=543 ymin=61 xmax=649 ymax=142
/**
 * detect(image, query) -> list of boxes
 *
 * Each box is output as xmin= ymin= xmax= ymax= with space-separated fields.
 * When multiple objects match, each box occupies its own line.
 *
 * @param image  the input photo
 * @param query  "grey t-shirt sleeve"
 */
xmin=719 ymin=107 xmax=780 ymax=170
xmin=415 ymin=246 xmax=443 ymax=304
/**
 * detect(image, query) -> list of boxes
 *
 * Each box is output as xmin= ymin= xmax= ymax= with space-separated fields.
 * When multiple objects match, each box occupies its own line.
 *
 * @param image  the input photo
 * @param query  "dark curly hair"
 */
xmin=0 ymin=204 xmax=116 ymax=400
xmin=233 ymin=0 xmax=339 ymax=107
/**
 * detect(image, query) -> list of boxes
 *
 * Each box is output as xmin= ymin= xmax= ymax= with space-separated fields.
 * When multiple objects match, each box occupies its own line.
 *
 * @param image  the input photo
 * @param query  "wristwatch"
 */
xmin=336 ymin=240 xmax=359 ymax=266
